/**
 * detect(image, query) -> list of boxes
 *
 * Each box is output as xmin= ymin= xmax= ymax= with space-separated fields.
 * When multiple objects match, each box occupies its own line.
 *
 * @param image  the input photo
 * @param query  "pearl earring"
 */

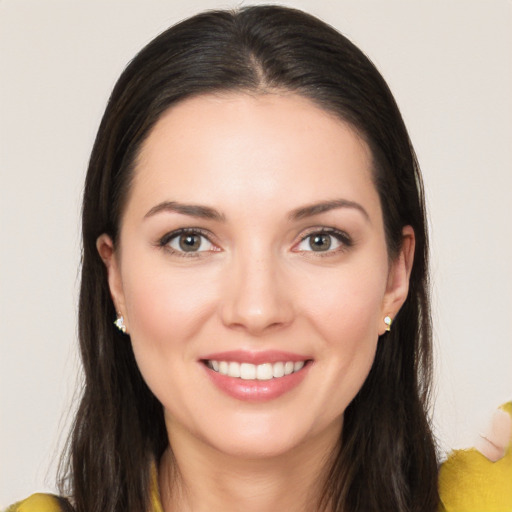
xmin=384 ymin=316 xmax=392 ymax=332
xmin=114 ymin=313 xmax=127 ymax=333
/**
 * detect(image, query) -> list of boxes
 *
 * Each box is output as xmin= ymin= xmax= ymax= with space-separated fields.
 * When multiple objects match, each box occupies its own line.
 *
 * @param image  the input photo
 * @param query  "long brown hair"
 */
xmin=60 ymin=6 xmax=438 ymax=511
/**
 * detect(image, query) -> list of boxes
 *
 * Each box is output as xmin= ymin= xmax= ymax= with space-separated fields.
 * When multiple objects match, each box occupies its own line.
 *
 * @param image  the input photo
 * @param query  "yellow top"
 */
xmin=3 ymin=490 xmax=163 ymax=512
xmin=6 ymin=403 xmax=512 ymax=512
xmin=3 ymin=464 xmax=163 ymax=512
xmin=3 ymin=494 xmax=64 ymax=512
xmin=438 ymin=401 xmax=512 ymax=512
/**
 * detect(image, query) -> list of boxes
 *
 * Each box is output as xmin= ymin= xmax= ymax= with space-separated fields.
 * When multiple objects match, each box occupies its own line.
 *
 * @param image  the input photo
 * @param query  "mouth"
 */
xmin=203 ymin=359 xmax=309 ymax=380
xmin=200 ymin=352 xmax=313 ymax=401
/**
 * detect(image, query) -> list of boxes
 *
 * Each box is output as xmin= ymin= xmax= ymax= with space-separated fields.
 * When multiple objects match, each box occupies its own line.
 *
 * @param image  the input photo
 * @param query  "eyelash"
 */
xmin=294 ymin=227 xmax=353 ymax=257
xmin=157 ymin=226 xmax=353 ymax=258
xmin=157 ymin=228 xmax=218 ymax=258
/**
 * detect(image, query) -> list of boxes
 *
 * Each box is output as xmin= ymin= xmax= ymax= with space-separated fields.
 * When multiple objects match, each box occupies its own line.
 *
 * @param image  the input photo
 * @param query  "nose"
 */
xmin=219 ymin=250 xmax=294 ymax=336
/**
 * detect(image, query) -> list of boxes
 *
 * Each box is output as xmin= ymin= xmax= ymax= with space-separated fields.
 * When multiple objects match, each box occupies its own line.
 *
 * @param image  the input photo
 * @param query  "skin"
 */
xmin=97 ymin=92 xmax=415 ymax=511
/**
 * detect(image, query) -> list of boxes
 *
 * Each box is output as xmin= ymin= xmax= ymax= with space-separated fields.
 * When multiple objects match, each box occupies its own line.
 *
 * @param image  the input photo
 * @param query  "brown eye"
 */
xmin=309 ymin=234 xmax=332 ymax=251
xmin=295 ymin=228 xmax=352 ymax=254
xmin=179 ymin=234 xmax=202 ymax=251
xmin=162 ymin=229 xmax=216 ymax=254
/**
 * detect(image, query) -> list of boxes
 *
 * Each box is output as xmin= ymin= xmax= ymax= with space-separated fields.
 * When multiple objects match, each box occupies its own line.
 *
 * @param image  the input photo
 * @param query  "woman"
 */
xmin=7 ymin=5 xmax=439 ymax=511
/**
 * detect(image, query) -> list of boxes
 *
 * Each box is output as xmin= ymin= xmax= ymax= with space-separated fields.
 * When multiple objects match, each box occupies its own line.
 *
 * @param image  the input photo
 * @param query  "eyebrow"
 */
xmin=144 ymin=198 xmax=369 ymax=223
xmin=289 ymin=199 xmax=370 ymax=222
xmin=144 ymin=201 xmax=226 ymax=221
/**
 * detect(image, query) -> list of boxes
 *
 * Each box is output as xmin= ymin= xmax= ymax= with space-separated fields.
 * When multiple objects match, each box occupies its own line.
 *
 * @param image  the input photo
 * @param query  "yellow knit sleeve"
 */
xmin=3 ymin=493 xmax=66 ymax=512
xmin=438 ymin=402 xmax=512 ymax=512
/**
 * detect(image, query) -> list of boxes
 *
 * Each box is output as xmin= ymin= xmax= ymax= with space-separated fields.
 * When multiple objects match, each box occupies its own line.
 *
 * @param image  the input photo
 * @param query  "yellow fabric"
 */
xmin=8 ymin=403 xmax=512 ymax=512
xmin=3 ymin=466 xmax=163 ymax=512
xmin=438 ymin=402 xmax=512 ymax=512
xmin=150 ymin=459 xmax=164 ymax=512
xmin=3 ymin=493 xmax=64 ymax=512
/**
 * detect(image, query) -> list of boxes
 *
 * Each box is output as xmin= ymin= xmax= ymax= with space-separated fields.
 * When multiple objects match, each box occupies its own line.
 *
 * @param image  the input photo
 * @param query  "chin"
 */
xmin=194 ymin=410 xmax=342 ymax=461
xmin=205 ymin=431 xmax=308 ymax=460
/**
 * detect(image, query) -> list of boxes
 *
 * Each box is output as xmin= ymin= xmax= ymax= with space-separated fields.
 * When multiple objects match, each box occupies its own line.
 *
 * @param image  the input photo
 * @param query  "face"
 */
xmin=98 ymin=93 xmax=414 ymax=459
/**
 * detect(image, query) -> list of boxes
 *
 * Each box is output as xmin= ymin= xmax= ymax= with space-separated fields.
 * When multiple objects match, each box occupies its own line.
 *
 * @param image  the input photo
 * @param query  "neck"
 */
xmin=158 ymin=421 xmax=340 ymax=512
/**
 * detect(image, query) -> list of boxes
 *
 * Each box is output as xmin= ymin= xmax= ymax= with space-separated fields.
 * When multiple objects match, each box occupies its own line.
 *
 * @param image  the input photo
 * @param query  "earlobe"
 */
xmin=380 ymin=226 xmax=415 ymax=334
xmin=96 ymin=234 xmax=127 ymax=328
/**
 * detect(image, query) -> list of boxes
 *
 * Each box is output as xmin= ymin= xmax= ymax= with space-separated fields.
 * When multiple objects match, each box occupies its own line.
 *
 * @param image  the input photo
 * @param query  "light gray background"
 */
xmin=1 ymin=0 xmax=511 ymax=505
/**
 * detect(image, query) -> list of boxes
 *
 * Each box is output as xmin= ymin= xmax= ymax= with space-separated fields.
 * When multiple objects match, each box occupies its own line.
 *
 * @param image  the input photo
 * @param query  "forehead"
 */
xmin=129 ymin=92 xmax=379 ymax=220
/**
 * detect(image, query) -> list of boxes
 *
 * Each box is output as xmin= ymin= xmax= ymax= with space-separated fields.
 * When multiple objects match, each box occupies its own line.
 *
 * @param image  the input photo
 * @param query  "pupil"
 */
xmin=311 ymin=234 xmax=331 ymax=251
xmin=179 ymin=234 xmax=200 ymax=251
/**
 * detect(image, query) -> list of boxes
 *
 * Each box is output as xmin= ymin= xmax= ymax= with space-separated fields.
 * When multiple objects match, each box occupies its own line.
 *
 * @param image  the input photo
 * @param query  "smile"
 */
xmin=206 ymin=360 xmax=306 ymax=380
xmin=201 ymin=351 xmax=312 ymax=401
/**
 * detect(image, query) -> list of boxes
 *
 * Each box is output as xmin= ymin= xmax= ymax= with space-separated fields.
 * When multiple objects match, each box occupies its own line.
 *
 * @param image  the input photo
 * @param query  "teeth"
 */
xmin=256 ymin=363 xmax=273 ymax=380
xmin=228 ymin=361 xmax=240 ymax=378
xmin=294 ymin=361 xmax=304 ymax=372
xmin=272 ymin=361 xmax=284 ymax=378
xmin=240 ymin=363 xmax=256 ymax=380
xmin=284 ymin=361 xmax=294 ymax=375
xmin=208 ymin=360 xmax=307 ymax=380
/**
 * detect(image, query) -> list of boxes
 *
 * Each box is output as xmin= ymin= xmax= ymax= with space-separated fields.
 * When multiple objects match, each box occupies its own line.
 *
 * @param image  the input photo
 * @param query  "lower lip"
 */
xmin=202 ymin=363 xmax=311 ymax=402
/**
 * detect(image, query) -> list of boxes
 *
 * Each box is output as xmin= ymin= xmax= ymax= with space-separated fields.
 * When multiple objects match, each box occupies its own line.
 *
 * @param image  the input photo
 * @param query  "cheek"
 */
xmin=295 ymin=263 xmax=386 ymax=406
xmin=297 ymin=261 xmax=387 ymax=341
xmin=120 ymin=261 xmax=222 ymax=416
xmin=123 ymin=261 xmax=217 ymax=338
xmin=120 ymin=260 xmax=221 ymax=391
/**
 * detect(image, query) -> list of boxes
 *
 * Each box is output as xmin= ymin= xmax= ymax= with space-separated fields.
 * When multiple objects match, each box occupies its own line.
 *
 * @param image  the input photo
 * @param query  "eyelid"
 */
xmin=157 ymin=227 xmax=220 ymax=256
xmin=293 ymin=226 xmax=353 ymax=254
xmin=156 ymin=226 xmax=352 ymax=257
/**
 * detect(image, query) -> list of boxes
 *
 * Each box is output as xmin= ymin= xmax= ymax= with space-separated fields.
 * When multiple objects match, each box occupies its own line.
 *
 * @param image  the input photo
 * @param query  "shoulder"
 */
xmin=3 ymin=494 xmax=73 ymax=512
xmin=438 ymin=401 xmax=512 ymax=512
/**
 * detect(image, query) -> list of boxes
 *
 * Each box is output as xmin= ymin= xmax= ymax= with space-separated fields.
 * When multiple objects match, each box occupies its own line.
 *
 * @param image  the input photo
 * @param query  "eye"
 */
xmin=159 ymin=228 xmax=217 ymax=255
xmin=295 ymin=228 xmax=352 ymax=253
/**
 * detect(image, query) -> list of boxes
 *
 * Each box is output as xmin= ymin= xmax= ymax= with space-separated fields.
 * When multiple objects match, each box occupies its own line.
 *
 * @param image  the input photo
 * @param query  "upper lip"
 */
xmin=200 ymin=350 xmax=311 ymax=365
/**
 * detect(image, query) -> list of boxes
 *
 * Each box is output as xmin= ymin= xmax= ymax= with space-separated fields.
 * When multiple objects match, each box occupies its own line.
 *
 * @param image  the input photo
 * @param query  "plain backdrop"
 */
xmin=1 ymin=0 xmax=511 ymax=505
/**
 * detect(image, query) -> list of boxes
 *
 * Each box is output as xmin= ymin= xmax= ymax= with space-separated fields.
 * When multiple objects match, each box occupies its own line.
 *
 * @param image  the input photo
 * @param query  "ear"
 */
xmin=96 ymin=234 xmax=128 ymax=329
xmin=379 ymin=226 xmax=415 ymax=335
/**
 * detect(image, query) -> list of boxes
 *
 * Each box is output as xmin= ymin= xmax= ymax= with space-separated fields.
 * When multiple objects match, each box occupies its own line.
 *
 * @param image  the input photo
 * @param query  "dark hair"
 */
xmin=60 ymin=5 xmax=438 ymax=511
